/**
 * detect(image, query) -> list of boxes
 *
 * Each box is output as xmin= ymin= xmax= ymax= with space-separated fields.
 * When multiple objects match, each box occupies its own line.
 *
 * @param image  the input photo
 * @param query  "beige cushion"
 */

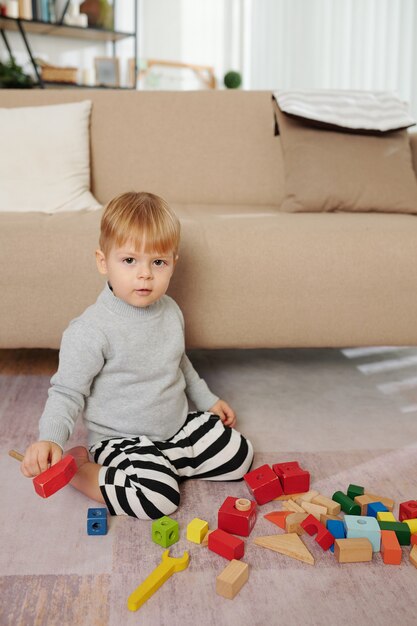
xmin=274 ymin=102 xmax=417 ymax=214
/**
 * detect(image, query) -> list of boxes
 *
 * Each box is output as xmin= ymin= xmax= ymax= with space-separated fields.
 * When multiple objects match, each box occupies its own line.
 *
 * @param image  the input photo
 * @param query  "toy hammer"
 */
xmin=128 ymin=549 xmax=190 ymax=612
xmin=8 ymin=450 xmax=77 ymax=498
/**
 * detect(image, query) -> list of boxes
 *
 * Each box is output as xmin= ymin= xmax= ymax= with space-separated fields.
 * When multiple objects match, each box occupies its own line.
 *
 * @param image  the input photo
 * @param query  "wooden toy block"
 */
xmin=403 ymin=519 xmax=417 ymax=534
xmin=344 ymin=515 xmax=381 ymax=552
xmin=411 ymin=533 xmax=417 ymax=547
xmin=87 ymin=508 xmax=108 ymax=535
xmin=152 ymin=516 xmax=179 ymax=548
xmin=334 ymin=538 xmax=373 ymax=563
xmin=365 ymin=492 xmax=394 ymax=511
xmin=377 ymin=521 xmax=411 ymax=545
xmin=216 ymin=559 xmax=249 ymax=599
xmin=285 ymin=512 xmax=308 ymax=535
xmin=9 ymin=449 xmax=77 ymax=498
xmin=244 ymin=464 xmax=283 ymax=504
xmin=282 ymin=499 xmax=305 ymax=513
xmin=127 ymin=549 xmax=189 ymax=612
xmin=202 ymin=530 xmax=214 ymax=547
xmin=354 ymin=494 xmax=376 ymax=515
xmin=254 ymin=532 xmax=314 ymax=565
xmin=295 ymin=490 xmax=319 ymax=505
xmin=320 ymin=513 xmax=344 ymax=526
xmin=399 ymin=500 xmax=417 ymax=521
xmin=380 ymin=530 xmax=402 ymax=565
xmin=311 ymin=494 xmax=341 ymax=516
xmin=367 ymin=502 xmax=388 ymax=518
xmin=187 ymin=518 xmax=209 ymax=544
xmin=264 ymin=511 xmax=292 ymax=529
xmin=208 ymin=529 xmax=245 ymax=560
xmin=326 ymin=519 xmax=345 ymax=553
xmin=377 ymin=512 xmax=396 ymax=523
xmin=347 ymin=484 xmax=365 ymax=500
xmin=218 ymin=496 xmax=257 ymax=537
xmin=272 ymin=461 xmax=310 ymax=494
xmin=300 ymin=514 xmax=334 ymax=550
xmin=410 ymin=544 xmax=417 ymax=568
xmin=332 ymin=491 xmax=361 ymax=515
xmin=300 ymin=501 xmax=328 ymax=520
xmin=273 ymin=491 xmax=307 ymax=501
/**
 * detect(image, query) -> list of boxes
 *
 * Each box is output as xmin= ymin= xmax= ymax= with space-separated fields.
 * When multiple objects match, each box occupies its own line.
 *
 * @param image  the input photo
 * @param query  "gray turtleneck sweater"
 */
xmin=39 ymin=284 xmax=219 ymax=449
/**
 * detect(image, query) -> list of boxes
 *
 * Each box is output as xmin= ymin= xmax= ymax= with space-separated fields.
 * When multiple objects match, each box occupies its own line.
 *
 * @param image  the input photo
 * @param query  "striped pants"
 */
xmin=90 ymin=411 xmax=254 ymax=520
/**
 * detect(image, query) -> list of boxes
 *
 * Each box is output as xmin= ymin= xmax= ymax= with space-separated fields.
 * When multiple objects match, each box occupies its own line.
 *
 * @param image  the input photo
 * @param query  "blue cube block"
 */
xmin=87 ymin=507 xmax=108 ymax=535
xmin=326 ymin=519 xmax=346 ymax=553
xmin=367 ymin=501 xmax=388 ymax=518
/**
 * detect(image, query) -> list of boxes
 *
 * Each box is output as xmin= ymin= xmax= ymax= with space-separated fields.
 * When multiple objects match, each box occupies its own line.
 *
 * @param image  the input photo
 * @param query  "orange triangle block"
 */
xmin=264 ymin=511 xmax=291 ymax=529
xmin=254 ymin=533 xmax=315 ymax=565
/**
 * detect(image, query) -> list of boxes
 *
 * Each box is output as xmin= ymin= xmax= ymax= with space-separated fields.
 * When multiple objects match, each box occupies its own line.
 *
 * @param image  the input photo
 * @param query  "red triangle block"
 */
xmin=264 ymin=511 xmax=291 ymax=529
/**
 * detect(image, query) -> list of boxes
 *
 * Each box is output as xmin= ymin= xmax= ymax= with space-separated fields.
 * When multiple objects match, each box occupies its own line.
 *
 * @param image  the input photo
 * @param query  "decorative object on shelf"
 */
xmin=224 ymin=70 xmax=242 ymax=89
xmin=5 ymin=0 xmax=19 ymax=18
xmin=80 ymin=0 xmax=113 ymax=29
xmin=0 ymin=58 xmax=33 ymax=87
xmin=36 ymin=59 xmax=78 ymax=84
xmin=63 ymin=0 xmax=88 ymax=27
xmin=94 ymin=56 xmax=119 ymax=87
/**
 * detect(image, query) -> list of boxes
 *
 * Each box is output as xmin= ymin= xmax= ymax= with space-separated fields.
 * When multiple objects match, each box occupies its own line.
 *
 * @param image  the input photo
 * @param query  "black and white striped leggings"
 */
xmin=90 ymin=411 xmax=254 ymax=520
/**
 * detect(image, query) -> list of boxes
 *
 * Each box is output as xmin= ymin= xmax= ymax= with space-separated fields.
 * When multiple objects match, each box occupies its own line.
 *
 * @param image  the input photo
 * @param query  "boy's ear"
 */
xmin=95 ymin=249 xmax=108 ymax=275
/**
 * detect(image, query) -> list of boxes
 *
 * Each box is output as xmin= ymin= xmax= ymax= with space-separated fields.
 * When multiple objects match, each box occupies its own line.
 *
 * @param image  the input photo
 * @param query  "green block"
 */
xmin=347 ymin=484 xmax=365 ymax=500
xmin=152 ymin=516 xmax=179 ymax=548
xmin=378 ymin=521 xmax=411 ymax=545
xmin=332 ymin=491 xmax=361 ymax=515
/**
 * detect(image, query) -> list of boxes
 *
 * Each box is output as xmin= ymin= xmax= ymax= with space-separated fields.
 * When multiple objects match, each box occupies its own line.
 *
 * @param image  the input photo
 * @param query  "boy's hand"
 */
xmin=209 ymin=399 xmax=236 ymax=428
xmin=21 ymin=441 xmax=62 ymax=478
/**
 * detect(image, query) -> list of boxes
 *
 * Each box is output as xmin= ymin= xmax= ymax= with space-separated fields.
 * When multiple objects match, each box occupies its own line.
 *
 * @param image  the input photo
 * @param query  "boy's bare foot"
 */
xmin=66 ymin=446 xmax=90 ymax=470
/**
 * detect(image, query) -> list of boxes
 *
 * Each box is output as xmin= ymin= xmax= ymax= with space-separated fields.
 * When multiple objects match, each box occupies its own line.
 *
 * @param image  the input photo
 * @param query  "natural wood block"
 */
xmin=285 ymin=512 xmax=308 ymax=535
xmin=410 ymin=545 xmax=417 ymax=568
xmin=254 ymin=533 xmax=314 ymax=565
xmin=216 ymin=559 xmax=249 ymax=599
xmin=295 ymin=490 xmax=319 ymax=505
xmin=354 ymin=495 xmax=375 ymax=515
xmin=283 ymin=499 xmax=305 ymax=513
xmin=365 ymin=492 xmax=394 ymax=511
xmin=311 ymin=494 xmax=341 ymax=516
xmin=320 ymin=513 xmax=343 ymax=525
xmin=202 ymin=530 xmax=214 ymax=547
xmin=273 ymin=492 xmax=307 ymax=501
xmin=334 ymin=538 xmax=373 ymax=563
xmin=301 ymin=501 xmax=328 ymax=520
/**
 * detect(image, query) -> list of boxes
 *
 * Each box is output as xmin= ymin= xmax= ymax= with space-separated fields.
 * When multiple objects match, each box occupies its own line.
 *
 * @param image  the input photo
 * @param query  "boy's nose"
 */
xmin=137 ymin=264 xmax=152 ymax=279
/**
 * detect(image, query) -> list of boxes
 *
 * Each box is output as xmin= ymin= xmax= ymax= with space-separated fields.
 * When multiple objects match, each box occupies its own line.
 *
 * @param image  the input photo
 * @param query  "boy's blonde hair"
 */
xmin=99 ymin=191 xmax=180 ymax=257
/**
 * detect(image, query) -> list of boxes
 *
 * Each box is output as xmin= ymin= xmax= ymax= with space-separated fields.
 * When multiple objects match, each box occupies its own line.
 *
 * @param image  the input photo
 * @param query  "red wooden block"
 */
xmin=399 ymin=500 xmax=417 ymax=522
xmin=218 ymin=497 xmax=257 ymax=537
xmin=208 ymin=529 xmax=245 ymax=560
xmin=33 ymin=455 xmax=77 ymax=498
xmin=264 ymin=511 xmax=292 ymax=529
xmin=300 ymin=514 xmax=334 ymax=551
xmin=380 ymin=530 xmax=402 ymax=565
xmin=244 ymin=464 xmax=283 ymax=504
xmin=272 ymin=461 xmax=310 ymax=494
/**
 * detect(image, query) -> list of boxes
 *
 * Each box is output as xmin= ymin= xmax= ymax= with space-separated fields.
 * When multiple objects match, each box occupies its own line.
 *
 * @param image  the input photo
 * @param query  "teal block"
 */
xmin=152 ymin=516 xmax=179 ymax=548
xmin=344 ymin=515 xmax=381 ymax=552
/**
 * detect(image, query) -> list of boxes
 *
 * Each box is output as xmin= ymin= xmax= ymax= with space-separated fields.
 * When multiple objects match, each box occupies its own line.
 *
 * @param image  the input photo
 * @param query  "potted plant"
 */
xmin=0 ymin=59 xmax=33 ymax=88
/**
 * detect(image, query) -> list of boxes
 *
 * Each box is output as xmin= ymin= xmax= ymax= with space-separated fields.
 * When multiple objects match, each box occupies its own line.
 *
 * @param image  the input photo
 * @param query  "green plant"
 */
xmin=0 ymin=59 xmax=33 ymax=88
xmin=224 ymin=70 xmax=242 ymax=89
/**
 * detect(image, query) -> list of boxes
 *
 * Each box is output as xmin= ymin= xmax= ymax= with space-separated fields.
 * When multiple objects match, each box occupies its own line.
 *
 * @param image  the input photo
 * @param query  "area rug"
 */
xmin=1 ymin=374 xmax=417 ymax=626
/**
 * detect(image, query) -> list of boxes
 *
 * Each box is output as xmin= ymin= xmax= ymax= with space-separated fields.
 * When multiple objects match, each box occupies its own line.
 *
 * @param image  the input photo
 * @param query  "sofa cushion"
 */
xmin=274 ymin=103 xmax=417 ymax=214
xmin=0 ymin=100 xmax=101 ymax=213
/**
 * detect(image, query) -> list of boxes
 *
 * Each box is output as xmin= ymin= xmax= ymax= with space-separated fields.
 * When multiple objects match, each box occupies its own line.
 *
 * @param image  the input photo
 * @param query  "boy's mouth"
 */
xmin=136 ymin=289 xmax=151 ymax=294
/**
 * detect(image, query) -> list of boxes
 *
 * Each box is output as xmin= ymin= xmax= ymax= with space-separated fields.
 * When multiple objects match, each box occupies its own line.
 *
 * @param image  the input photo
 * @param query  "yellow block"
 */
xmin=377 ymin=512 xmax=396 ymax=522
xmin=403 ymin=519 xmax=417 ymax=534
xmin=186 ymin=518 xmax=209 ymax=544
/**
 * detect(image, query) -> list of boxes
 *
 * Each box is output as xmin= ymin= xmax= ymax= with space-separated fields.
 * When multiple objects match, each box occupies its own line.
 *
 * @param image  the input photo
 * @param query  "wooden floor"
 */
xmin=0 ymin=349 xmax=58 ymax=375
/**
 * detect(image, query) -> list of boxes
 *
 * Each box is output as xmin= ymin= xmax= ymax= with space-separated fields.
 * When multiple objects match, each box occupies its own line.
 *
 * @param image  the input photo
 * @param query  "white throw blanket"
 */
xmin=273 ymin=89 xmax=415 ymax=132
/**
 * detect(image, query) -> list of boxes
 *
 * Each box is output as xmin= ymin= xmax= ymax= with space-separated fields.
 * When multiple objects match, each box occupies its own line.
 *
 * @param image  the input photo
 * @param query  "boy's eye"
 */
xmin=123 ymin=258 xmax=135 ymax=265
xmin=153 ymin=259 xmax=167 ymax=267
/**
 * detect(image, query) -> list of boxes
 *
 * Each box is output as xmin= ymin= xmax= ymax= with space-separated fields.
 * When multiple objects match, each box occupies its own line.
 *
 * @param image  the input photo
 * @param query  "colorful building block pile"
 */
xmin=122 ymin=461 xmax=417 ymax=610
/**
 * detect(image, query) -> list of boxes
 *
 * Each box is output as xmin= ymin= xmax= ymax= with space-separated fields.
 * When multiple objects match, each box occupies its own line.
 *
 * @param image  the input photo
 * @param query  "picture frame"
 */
xmin=94 ymin=57 xmax=120 ymax=88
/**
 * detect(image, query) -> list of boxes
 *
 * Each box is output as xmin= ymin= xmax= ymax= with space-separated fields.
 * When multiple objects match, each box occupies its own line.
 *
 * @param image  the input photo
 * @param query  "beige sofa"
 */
xmin=1 ymin=89 xmax=417 ymax=349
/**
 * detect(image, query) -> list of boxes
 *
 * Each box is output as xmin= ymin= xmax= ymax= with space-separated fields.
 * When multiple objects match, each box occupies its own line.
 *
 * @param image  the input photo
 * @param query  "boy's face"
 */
xmin=95 ymin=240 xmax=178 ymax=308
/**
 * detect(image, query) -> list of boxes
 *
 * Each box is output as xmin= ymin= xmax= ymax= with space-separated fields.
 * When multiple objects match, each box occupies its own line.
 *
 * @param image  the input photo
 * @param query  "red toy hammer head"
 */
xmin=9 ymin=450 xmax=77 ymax=498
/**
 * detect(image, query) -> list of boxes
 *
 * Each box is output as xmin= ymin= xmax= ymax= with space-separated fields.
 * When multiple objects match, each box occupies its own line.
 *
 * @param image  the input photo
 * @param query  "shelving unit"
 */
xmin=0 ymin=1 xmax=138 ymax=89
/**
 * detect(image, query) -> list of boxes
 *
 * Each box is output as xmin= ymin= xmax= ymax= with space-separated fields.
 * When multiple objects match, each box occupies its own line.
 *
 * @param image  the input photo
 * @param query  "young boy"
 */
xmin=22 ymin=191 xmax=254 ymax=519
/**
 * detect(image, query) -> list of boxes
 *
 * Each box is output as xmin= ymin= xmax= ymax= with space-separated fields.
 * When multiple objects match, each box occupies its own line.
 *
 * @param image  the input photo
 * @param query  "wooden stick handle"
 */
xmin=9 ymin=449 xmax=24 ymax=462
